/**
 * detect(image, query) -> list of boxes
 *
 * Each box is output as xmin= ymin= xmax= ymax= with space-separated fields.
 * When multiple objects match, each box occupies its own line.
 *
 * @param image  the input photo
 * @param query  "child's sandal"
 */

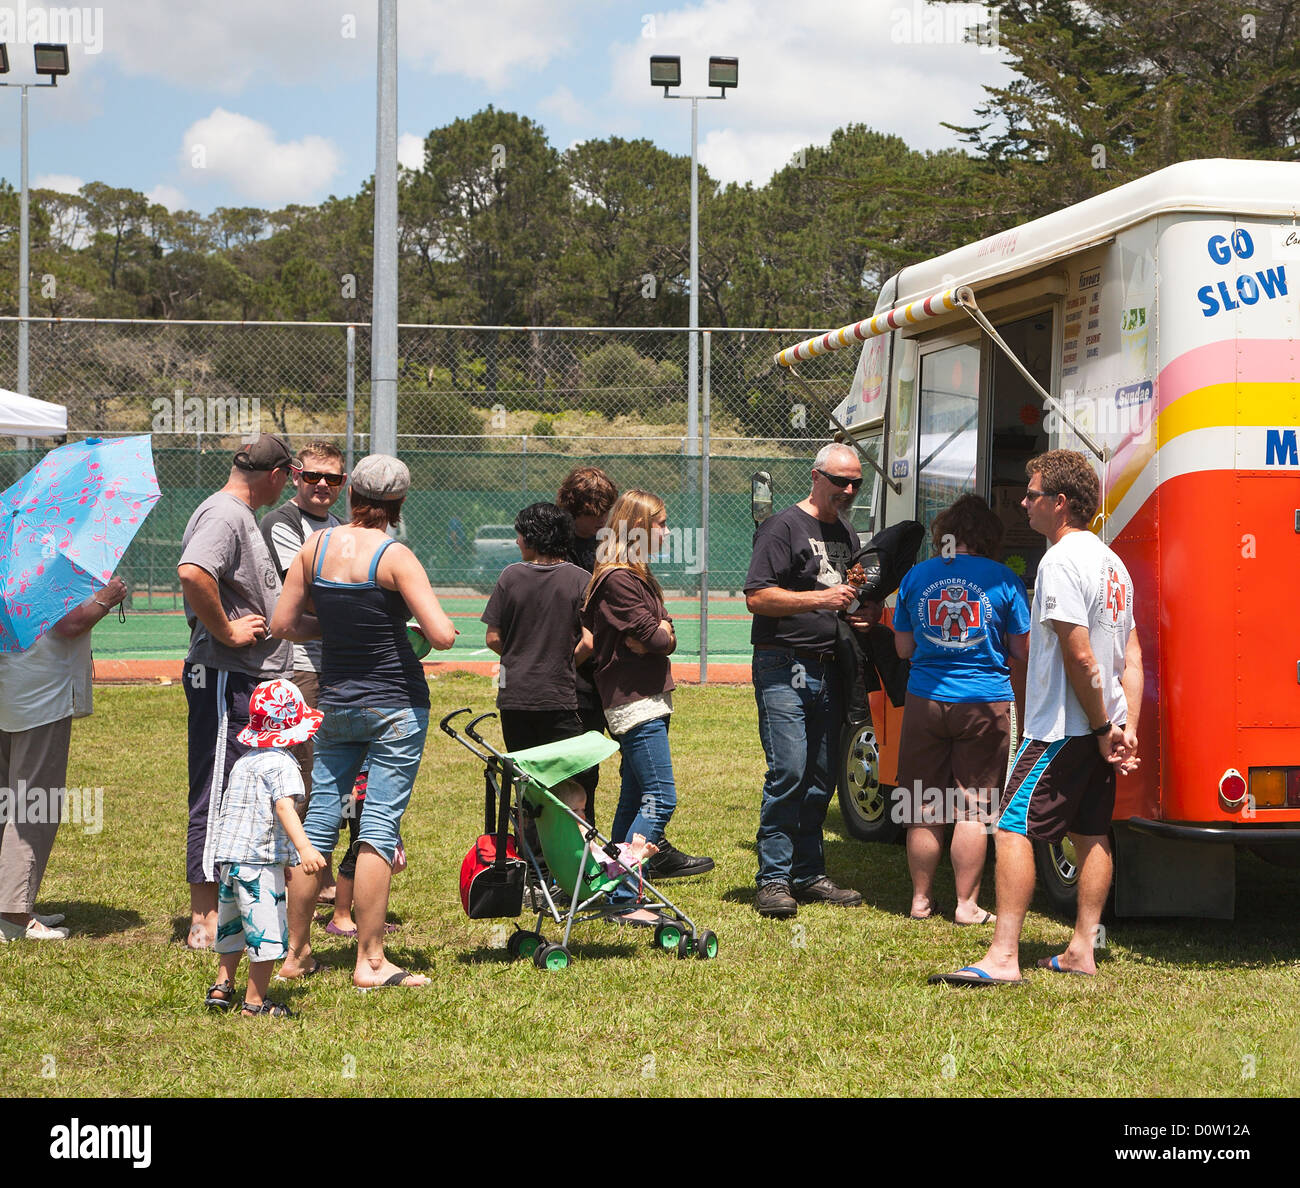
xmin=204 ymin=980 xmax=235 ymax=1011
xmin=239 ymin=999 xmax=293 ymax=1018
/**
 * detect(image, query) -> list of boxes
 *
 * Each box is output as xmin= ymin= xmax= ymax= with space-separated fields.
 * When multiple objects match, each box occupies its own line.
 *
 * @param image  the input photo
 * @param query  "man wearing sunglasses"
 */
xmin=260 ymin=442 xmax=347 ymax=899
xmin=745 ymin=442 xmax=879 ymax=918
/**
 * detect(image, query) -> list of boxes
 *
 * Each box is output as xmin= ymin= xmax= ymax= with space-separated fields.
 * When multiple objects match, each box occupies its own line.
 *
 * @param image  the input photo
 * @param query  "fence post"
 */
xmin=346 ymin=325 xmax=356 ymax=474
xmin=700 ymin=330 xmax=711 ymax=684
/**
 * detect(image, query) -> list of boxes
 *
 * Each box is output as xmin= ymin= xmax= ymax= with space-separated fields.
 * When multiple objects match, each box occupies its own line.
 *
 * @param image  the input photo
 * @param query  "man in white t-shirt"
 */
xmin=931 ymin=450 xmax=1142 ymax=986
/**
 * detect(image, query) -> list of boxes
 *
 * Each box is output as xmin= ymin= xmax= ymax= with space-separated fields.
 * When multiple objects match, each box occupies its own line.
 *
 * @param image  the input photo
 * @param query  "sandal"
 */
xmin=204 ymin=980 xmax=235 ymax=1011
xmin=240 ymin=999 xmax=294 ymax=1018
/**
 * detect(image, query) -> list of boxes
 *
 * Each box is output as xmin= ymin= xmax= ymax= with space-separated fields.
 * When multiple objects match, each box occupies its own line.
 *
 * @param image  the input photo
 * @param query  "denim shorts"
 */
xmin=304 ymin=705 xmax=429 ymax=865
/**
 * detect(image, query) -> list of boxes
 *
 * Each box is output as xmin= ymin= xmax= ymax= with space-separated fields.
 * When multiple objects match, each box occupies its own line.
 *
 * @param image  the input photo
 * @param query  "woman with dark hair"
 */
xmin=482 ymin=502 xmax=595 ymax=819
xmin=890 ymin=493 xmax=1030 ymax=924
xmin=271 ymin=454 xmax=456 ymax=989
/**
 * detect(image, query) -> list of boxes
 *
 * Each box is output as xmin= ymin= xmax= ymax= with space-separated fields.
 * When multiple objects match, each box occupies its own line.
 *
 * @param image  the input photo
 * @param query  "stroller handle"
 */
xmin=439 ymin=707 xmax=473 ymax=738
xmin=465 ymin=711 xmax=499 ymax=750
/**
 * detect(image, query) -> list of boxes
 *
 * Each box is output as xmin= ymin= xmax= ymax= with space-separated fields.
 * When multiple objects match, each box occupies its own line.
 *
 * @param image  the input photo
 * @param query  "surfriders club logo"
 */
xmin=922 ymin=580 xmax=987 ymax=646
xmin=1105 ymin=564 xmax=1128 ymax=624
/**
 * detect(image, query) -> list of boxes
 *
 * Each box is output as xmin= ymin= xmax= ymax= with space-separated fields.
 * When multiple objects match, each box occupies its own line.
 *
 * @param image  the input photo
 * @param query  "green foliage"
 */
xmin=577 ymin=341 xmax=683 ymax=418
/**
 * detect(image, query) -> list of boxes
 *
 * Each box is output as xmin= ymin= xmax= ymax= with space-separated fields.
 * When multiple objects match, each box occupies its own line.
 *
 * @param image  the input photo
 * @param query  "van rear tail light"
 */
xmin=1220 ymin=769 xmax=1247 ymax=810
xmin=1250 ymin=768 xmax=1287 ymax=807
xmin=1289 ymin=770 xmax=1300 ymax=808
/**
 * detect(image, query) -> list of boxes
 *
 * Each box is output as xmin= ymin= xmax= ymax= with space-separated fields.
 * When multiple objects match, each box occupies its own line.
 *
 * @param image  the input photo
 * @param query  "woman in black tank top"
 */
xmin=271 ymin=455 xmax=455 ymax=990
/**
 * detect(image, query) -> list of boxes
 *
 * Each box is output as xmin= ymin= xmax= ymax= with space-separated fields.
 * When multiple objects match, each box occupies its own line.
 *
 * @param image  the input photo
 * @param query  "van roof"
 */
xmin=892 ymin=158 xmax=1300 ymax=305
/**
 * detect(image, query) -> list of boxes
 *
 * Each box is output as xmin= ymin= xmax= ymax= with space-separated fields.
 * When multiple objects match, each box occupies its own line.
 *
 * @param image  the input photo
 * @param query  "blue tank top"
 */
xmin=310 ymin=528 xmax=430 ymax=709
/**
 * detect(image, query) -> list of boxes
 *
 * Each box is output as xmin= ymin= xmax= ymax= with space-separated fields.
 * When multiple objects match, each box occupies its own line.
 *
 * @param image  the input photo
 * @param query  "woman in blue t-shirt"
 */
xmin=890 ymin=495 xmax=1030 ymax=924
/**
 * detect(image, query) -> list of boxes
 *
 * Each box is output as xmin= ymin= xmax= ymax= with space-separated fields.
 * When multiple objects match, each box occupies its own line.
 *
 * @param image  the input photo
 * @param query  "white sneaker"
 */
xmin=0 ymin=917 xmax=69 ymax=941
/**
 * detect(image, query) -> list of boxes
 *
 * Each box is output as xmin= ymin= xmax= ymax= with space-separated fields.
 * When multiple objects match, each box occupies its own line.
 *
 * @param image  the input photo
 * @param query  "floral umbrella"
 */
xmin=0 ymin=434 xmax=160 ymax=651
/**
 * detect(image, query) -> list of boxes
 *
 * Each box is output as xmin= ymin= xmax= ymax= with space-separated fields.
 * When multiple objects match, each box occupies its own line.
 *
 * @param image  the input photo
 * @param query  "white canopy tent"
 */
xmin=0 ymin=388 xmax=68 ymax=437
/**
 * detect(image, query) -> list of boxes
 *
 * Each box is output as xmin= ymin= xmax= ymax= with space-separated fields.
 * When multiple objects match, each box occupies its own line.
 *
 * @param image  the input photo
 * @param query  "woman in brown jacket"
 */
xmin=583 ymin=490 xmax=712 ymax=922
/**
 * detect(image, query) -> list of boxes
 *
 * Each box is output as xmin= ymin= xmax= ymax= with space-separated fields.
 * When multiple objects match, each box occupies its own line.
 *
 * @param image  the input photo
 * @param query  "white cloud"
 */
xmin=539 ymin=86 xmax=589 ymax=127
xmin=33 ymin=173 xmax=84 ymax=195
xmin=146 ymin=184 xmax=187 ymax=211
xmin=398 ymin=132 xmax=425 ymax=172
xmin=181 ymin=108 xmax=341 ymax=206
xmin=398 ymin=0 xmax=590 ymax=88
xmin=612 ymin=0 xmax=1011 ymax=185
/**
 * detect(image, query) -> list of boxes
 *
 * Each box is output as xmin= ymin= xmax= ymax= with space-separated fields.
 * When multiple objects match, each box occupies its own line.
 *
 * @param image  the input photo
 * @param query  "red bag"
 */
xmin=459 ymin=831 xmax=526 ymax=919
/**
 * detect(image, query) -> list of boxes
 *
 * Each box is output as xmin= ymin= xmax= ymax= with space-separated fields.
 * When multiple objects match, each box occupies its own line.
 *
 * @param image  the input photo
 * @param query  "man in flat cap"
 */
xmin=178 ymin=433 xmax=297 ymax=949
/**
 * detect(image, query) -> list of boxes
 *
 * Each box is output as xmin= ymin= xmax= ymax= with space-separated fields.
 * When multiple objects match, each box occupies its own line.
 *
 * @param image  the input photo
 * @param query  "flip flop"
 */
xmin=1037 ymin=955 xmax=1093 ymax=976
xmin=323 ymin=921 xmax=357 ymax=937
xmin=355 ymin=968 xmax=429 ymax=991
xmin=955 ymin=910 xmax=997 ymax=926
xmin=928 ymin=965 xmax=1024 ymax=987
xmin=274 ymin=959 xmax=328 ymax=982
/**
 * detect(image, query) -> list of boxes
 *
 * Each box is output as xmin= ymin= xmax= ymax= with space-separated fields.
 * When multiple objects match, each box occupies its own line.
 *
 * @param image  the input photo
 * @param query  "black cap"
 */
xmin=233 ymin=433 xmax=294 ymax=472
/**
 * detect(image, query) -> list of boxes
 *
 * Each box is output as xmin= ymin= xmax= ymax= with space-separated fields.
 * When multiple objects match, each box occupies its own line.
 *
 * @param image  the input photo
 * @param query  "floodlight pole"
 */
xmin=370 ymin=0 xmax=399 ymax=458
xmin=660 ymin=86 xmax=727 ymax=458
xmin=18 ymin=82 xmax=28 ymax=396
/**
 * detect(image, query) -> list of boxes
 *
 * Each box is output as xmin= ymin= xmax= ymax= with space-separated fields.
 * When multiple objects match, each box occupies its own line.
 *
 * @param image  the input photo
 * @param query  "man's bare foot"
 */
xmin=353 ymin=962 xmax=429 ymax=989
xmin=1037 ymin=953 xmax=1095 ymax=976
xmin=954 ymin=907 xmax=996 ymax=926
xmin=909 ymin=897 xmax=939 ymax=920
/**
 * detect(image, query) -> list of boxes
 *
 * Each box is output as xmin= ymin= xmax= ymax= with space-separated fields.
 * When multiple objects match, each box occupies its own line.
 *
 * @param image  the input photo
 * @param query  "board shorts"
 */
xmin=996 ymin=735 xmax=1116 ymax=842
xmin=893 ymin=694 xmax=1010 ymax=827
xmin=214 ymin=861 xmax=288 ymax=961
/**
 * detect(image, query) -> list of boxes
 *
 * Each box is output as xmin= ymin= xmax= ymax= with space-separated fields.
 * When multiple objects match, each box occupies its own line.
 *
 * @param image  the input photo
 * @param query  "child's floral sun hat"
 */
xmin=237 ymin=679 xmax=324 ymax=748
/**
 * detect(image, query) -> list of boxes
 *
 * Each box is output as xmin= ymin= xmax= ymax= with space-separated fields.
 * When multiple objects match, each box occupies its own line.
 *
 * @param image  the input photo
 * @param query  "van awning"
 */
xmin=774 ymin=286 xmax=966 ymax=367
xmin=0 ymin=388 xmax=68 ymax=437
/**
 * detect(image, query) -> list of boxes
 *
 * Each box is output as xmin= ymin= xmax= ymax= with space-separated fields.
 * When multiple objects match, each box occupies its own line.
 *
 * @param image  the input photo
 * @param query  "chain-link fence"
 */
xmin=0 ymin=317 xmax=866 ymax=673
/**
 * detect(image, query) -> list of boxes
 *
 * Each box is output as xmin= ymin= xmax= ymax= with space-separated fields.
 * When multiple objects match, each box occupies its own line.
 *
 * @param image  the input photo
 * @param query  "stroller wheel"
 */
xmin=693 ymin=929 xmax=719 ymax=960
xmin=534 ymin=942 xmax=571 ymax=971
xmin=653 ymin=921 xmax=684 ymax=951
xmin=676 ymin=933 xmax=693 ymax=959
xmin=508 ymin=930 xmax=543 ymax=961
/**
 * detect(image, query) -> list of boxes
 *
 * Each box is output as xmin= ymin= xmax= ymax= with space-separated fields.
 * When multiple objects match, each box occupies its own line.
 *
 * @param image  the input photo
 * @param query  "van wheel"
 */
xmin=836 ymin=722 xmax=900 ymax=844
xmin=1033 ymin=838 xmax=1080 ymax=917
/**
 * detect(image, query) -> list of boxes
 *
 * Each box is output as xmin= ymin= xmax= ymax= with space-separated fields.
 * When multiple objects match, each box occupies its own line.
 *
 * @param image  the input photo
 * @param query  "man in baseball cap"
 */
xmin=177 ymin=433 xmax=295 ymax=950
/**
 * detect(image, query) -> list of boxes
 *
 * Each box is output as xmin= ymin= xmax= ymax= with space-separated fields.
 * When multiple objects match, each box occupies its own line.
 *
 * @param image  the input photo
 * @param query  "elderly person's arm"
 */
xmin=51 ymin=575 xmax=128 ymax=639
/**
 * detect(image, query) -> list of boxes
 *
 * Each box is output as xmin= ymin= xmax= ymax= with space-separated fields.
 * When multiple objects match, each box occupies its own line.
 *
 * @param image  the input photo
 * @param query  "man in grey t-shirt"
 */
xmin=178 ymin=433 xmax=296 ymax=950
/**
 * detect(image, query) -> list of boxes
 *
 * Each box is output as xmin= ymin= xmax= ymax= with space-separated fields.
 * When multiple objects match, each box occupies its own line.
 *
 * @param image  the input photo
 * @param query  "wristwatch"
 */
xmin=1090 ymin=719 xmax=1112 ymax=736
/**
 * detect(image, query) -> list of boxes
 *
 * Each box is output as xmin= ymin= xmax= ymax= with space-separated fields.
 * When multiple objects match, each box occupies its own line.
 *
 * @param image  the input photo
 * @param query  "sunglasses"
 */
xmin=1023 ymin=488 xmax=1054 ymax=501
xmin=294 ymin=468 xmax=346 ymax=487
xmin=816 ymin=469 xmax=863 ymax=490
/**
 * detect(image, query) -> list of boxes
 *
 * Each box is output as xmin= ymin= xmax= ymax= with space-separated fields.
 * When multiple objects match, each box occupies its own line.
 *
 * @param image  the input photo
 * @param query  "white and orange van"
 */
xmin=776 ymin=159 xmax=1300 ymax=918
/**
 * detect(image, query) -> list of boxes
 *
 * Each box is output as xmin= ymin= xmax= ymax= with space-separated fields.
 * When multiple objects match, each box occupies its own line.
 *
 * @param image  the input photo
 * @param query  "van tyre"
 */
xmin=1032 ymin=835 xmax=1116 ymax=920
xmin=836 ymin=721 xmax=900 ymax=844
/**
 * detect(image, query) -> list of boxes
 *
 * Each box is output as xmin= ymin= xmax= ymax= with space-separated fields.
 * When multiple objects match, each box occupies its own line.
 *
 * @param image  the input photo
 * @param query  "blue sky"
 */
xmin=0 ymin=0 xmax=1010 ymax=214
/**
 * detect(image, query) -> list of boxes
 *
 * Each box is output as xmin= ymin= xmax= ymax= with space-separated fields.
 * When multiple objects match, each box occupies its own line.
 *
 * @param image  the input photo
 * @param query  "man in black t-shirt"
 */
xmin=744 ymin=443 xmax=880 ymax=918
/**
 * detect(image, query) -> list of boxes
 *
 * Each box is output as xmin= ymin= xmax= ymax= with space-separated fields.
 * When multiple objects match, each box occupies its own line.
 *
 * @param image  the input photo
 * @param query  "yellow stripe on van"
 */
xmin=1102 ymin=381 xmax=1300 ymax=518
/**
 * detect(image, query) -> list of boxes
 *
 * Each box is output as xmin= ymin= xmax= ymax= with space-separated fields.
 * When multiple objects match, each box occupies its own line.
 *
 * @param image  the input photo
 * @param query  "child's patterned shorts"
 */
xmin=215 ymin=861 xmax=288 ymax=961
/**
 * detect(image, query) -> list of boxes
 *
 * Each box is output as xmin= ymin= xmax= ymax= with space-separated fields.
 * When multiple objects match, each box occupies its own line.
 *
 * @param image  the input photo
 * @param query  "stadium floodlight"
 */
xmin=0 ymin=45 xmax=73 ymax=401
xmin=33 ymin=44 xmax=70 ymax=80
xmin=649 ymin=55 xmax=681 ymax=93
xmin=649 ymin=53 xmax=740 ymax=458
xmin=707 ymin=56 xmax=738 ymax=93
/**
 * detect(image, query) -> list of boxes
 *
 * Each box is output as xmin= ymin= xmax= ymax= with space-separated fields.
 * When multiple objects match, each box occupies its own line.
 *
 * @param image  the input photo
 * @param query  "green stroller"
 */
xmin=441 ymin=707 xmax=719 ymax=970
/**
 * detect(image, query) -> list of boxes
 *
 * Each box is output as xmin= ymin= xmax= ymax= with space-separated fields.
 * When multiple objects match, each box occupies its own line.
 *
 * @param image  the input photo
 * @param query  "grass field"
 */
xmin=4 ymin=672 xmax=1300 ymax=1098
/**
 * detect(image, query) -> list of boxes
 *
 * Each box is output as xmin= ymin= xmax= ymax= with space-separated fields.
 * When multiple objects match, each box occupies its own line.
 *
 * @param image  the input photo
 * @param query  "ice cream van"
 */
xmin=774 ymin=158 xmax=1300 ymax=918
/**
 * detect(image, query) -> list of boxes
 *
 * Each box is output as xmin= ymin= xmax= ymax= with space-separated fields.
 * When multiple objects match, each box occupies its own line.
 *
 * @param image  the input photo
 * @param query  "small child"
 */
xmin=203 ymin=679 xmax=327 ymax=1018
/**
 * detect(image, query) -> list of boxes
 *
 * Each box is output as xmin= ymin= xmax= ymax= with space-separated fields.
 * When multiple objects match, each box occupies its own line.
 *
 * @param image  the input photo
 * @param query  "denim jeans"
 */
xmin=753 ymin=650 xmax=842 ymax=888
xmin=609 ymin=713 xmax=678 ymax=904
xmin=304 ymin=705 xmax=429 ymax=865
